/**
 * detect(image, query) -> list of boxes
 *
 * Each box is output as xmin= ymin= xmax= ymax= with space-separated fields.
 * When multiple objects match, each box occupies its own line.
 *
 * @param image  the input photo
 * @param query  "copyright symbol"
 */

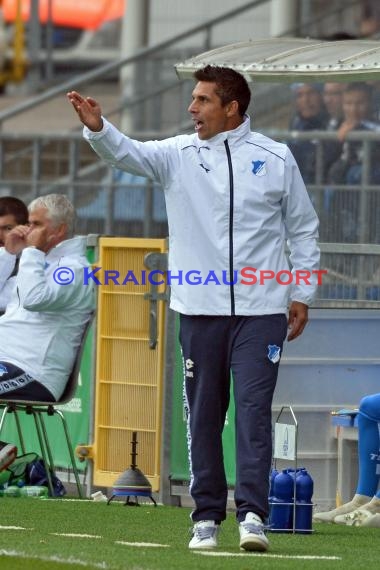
xmin=53 ymin=267 xmax=74 ymax=285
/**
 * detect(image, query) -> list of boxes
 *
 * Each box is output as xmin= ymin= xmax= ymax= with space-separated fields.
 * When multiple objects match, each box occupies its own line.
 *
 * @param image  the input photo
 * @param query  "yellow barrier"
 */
xmin=91 ymin=237 xmax=168 ymax=491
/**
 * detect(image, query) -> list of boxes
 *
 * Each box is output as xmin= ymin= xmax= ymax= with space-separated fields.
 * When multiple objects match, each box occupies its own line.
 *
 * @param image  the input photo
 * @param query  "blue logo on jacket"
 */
xmin=252 ymin=160 xmax=266 ymax=176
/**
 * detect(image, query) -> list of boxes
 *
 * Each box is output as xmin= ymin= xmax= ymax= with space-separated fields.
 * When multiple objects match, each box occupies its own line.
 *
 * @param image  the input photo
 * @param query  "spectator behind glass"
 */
xmin=327 ymin=82 xmax=380 ymax=186
xmin=0 ymin=196 xmax=29 ymax=312
xmin=288 ymin=83 xmax=329 ymax=185
xmin=360 ymin=0 xmax=380 ymax=37
xmin=323 ymin=83 xmax=344 ymax=130
xmin=322 ymin=83 xmax=345 ymax=181
xmin=326 ymin=82 xmax=380 ymax=243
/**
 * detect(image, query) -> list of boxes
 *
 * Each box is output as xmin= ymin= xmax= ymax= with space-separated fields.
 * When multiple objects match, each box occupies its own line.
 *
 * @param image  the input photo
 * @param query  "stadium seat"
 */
xmin=0 ymin=313 xmax=95 ymax=498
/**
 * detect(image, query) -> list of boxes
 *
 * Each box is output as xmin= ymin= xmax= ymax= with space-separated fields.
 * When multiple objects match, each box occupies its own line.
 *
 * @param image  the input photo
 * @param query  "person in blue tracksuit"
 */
xmin=314 ymin=392 xmax=380 ymax=527
xmin=68 ymin=66 xmax=320 ymax=552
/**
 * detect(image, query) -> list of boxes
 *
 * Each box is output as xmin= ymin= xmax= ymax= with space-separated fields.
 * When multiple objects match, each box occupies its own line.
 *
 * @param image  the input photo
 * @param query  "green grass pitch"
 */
xmin=0 ymin=497 xmax=378 ymax=569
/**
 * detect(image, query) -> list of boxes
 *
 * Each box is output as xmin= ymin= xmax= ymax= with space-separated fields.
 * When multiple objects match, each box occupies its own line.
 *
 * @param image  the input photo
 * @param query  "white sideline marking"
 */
xmin=51 ymin=533 xmax=102 ymax=539
xmin=194 ymin=551 xmax=342 ymax=560
xmin=0 ymin=550 xmax=109 ymax=568
xmin=116 ymin=541 xmax=170 ymax=548
xmin=0 ymin=526 xmax=32 ymax=531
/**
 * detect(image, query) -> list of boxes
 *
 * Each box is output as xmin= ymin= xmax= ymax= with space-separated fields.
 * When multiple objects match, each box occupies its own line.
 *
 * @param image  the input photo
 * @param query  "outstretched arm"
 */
xmin=67 ymin=91 xmax=103 ymax=132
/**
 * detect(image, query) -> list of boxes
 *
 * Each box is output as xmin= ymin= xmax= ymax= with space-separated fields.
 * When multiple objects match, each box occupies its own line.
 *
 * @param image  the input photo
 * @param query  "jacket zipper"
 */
xmin=224 ymin=139 xmax=235 ymax=316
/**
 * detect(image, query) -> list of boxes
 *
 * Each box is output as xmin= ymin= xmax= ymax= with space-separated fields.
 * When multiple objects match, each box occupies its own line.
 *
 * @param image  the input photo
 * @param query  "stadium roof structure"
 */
xmin=175 ymin=38 xmax=380 ymax=83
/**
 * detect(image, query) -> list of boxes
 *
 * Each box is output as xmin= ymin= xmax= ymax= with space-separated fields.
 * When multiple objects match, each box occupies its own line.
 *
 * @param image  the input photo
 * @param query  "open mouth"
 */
xmin=194 ymin=120 xmax=203 ymax=131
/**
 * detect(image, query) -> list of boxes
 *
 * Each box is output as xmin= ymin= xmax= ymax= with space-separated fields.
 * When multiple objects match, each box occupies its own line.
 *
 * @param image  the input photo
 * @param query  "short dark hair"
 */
xmin=193 ymin=65 xmax=251 ymax=116
xmin=344 ymin=82 xmax=373 ymax=99
xmin=0 ymin=196 xmax=28 ymax=224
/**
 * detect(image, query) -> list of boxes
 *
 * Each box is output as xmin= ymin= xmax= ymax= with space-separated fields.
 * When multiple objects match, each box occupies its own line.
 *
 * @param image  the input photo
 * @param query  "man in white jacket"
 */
xmin=68 ymin=66 xmax=320 ymax=552
xmin=0 ymin=193 xmax=94 ymax=403
xmin=0 ymin=196 xmax=29 ymax=313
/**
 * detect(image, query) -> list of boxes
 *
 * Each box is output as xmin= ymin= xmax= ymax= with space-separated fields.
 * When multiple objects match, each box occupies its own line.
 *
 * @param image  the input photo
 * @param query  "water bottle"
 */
xmin=3 ymin=485 xmax=21 ymax=497
xmin=269 ymin=468 xmax=278 ymax=500
xmin=269 ymin=469 xmax=293 ymax=532
xmin=295 ymin=468 xmax=314 ymax=533
xmin=19 ymin=485 xmax=49 ymax=498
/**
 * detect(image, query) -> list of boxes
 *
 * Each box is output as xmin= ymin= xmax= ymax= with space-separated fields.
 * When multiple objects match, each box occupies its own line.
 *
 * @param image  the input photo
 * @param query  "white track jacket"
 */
xmin=84 ymin=116 xmax=320 ymax=315
xmin=0 ymin=248 xmax=17 ymax=312
xmin=0 ymin=237 xmax=94 ymax=399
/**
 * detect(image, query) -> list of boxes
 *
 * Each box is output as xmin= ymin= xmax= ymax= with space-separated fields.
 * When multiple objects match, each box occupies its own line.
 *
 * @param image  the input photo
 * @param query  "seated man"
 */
xmin=313 ymin=393 xmax=380 ymax=528
xmin=0 ymin=196 xmax=29 ymax=312
xmin=0 ymin=193 xmax=94 ymax=403
xmin=0 ymin=194 xmax=95 ymax=470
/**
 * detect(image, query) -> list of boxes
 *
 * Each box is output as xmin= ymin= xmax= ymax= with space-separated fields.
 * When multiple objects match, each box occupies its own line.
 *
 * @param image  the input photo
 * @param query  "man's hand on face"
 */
xmin=25 ymin=224 xmax=48 ymax=250
xmin=4 ymin=225 xmax=30 ymax=255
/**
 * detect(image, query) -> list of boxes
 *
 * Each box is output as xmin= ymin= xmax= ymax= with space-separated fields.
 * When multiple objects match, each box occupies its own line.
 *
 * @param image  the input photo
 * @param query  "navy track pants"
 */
xmin=179 ymin=313 xmax=288 ymax=523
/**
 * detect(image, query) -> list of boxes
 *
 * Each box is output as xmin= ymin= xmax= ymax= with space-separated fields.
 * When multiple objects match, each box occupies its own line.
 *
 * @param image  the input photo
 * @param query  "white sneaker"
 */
xmin=239 ymin=512 xmax=269 ymax=552
xmin=335 ymin=508 xmax=375 ymax=526
xmin=313 ymin=495 xmax=372 ymax=523
xmin=189 ymin=520 xmax=219 ymax=549
xmin=361 ymin=513 xmax=380 ymax=528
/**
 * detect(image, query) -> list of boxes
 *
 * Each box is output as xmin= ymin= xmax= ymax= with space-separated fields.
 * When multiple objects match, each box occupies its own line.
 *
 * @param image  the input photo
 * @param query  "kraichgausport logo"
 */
xmin=52 ymin=267 xmax=327 ymax=286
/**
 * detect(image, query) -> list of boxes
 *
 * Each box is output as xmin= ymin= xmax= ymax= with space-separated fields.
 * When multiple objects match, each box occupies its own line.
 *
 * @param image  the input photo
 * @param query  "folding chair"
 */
xmin=0 ymin=313 xmax=94 ymax=498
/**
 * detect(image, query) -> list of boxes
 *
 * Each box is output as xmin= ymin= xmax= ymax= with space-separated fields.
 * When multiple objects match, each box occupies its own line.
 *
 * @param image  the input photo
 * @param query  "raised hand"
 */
xmin=67 ymin=91 xmax=104 ymax=132
xmin=4 ymin=225 xmax=30 ymax=255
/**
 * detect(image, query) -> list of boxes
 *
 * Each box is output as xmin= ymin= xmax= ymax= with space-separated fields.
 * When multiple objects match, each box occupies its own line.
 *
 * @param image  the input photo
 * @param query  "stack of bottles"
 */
xmin=0 ymin=480 xmax=48 ymax=498
xmin=268 ymin=467 xmax=313 ymax=533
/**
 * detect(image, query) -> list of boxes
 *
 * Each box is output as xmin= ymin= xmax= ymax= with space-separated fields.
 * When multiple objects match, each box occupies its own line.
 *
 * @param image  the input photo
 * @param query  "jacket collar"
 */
xmin=196 ymin=114 xmax=251 ymax=149
xmin=46 ymin=236 xmax=87 ymax=262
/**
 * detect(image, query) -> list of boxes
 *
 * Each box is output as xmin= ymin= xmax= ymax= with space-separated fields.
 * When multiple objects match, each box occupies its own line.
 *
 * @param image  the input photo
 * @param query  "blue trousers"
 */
xmin=180 ymin=313 xmax=287 ymax=523
xmin=356 ymin=393 xmax=380 ymax=498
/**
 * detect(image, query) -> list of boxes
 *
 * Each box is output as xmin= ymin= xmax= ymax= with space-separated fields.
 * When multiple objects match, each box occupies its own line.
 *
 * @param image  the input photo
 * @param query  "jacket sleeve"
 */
xmin=16 ymin=247 xmax=92 ymax=312
xmin=0 ymin=248 xmax=17 ymax=311
xmin=83 ymin=118 xmax=178 ymax=188
xmin=282 ymin=148 xmax=321 ymax=306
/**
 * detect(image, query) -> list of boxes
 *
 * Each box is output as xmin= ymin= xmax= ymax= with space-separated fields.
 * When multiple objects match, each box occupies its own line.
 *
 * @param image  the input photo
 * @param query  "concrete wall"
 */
xmin=273 ymin=308 xmax=380 ymax=510
xmin=148 ymin=0 xmax=270 ymax=47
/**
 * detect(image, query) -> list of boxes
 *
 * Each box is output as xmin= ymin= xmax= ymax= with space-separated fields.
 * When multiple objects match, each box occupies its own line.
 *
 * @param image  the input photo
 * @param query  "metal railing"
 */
xmin=0 ymin=0 xmax=375 ymax=307
xmin=0 ymin=126 xmax=379 ymax=307
xmin=0 ymin=0 xmax=365 ymax=130
xmin=0 ymin=0 xmax=269 ymax=130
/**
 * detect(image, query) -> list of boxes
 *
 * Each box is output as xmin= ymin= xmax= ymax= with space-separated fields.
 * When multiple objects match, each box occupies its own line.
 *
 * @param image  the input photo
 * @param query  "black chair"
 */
xmin=0 ymin=313 xmax=94 ymax=498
